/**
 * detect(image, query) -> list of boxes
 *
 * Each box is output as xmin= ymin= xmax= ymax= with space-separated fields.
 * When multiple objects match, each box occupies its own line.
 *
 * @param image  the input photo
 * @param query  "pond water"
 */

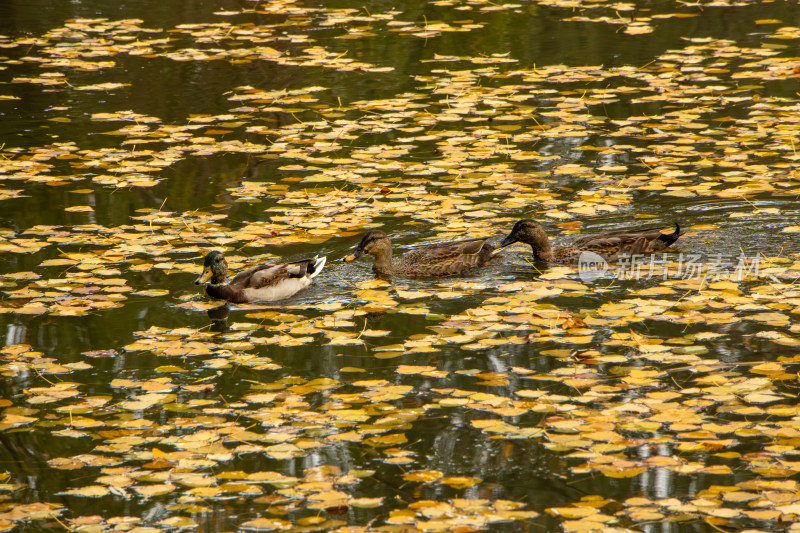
xmin=2 ymin=0 xmax=800 ymax=532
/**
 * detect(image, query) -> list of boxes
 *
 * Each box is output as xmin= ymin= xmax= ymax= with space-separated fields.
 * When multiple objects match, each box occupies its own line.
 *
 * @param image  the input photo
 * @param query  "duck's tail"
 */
xmin=307 ymin=256 xmax=327 ymax=278
xmin=657 ymin=223 xmax=683 ymax=246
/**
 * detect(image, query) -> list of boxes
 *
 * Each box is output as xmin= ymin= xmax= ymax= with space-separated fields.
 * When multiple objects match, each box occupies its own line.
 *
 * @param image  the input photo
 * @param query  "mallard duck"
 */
xmin=500 ymin=220 xmax=683 ymax=263
xmin=195 ymin=251 xmax=326 ymax=303
xmin=344 ymin=229 xmax=495 ymax=277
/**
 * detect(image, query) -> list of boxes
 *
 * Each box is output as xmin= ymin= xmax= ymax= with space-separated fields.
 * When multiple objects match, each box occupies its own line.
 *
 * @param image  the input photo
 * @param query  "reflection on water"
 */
xmin=206 ymin=304 xmax=230 ymax=332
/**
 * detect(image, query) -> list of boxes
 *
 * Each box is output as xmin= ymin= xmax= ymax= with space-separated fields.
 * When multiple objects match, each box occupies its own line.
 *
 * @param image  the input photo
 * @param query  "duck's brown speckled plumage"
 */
xmin=500 ymin=220 xmax=683 ymax=263
xmin=195 ymin=251 xmax=326 ymax=303
xmin=345 ymin=230 xmax=494 ymax=277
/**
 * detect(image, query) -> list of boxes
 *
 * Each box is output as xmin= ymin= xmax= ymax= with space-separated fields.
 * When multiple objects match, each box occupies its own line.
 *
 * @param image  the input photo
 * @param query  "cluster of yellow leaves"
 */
xmin=386 ymin=499 xmax=537 ymax=531
xmin=557 ymin=478 xmax=800 ymax=530
xmin=0 ymin=501 xmax=64 ymax=531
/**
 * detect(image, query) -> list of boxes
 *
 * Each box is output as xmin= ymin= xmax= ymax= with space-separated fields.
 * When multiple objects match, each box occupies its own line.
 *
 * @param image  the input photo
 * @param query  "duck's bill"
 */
xmin=499 ymin=235 xmax=518 ymax=248
xmin=195 ymin=268 xmax=213 ymax=285
xmin=344 ymin=249 xmax=364 ymax=262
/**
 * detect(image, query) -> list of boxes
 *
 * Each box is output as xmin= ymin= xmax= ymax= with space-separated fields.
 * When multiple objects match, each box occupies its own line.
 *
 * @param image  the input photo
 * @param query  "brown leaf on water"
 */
xmin=81 ymin=349 xmax=118 ymax=358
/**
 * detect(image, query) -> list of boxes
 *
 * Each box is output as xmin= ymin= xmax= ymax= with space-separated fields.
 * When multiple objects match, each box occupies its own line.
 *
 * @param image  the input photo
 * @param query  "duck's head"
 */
xmin=195 ymin=250 xmax=228 ymax=285
xmin=501 ymin=220 xmax=549 ymax=250
xmin=344 ymin=229 xmax=390 ymax=261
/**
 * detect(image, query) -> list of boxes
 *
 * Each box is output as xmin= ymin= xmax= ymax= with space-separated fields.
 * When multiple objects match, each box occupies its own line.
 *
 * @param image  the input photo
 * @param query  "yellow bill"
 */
xmin=195 ymin=267 xmax=213 ymax=284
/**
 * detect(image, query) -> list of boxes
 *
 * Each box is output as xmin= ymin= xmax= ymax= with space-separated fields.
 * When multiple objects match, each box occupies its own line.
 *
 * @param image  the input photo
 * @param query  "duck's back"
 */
xmin=222 ymin=257 xmax=325 ymax=303
xmin=395 ymin=238 xmax=494 ymax=276
xmin=571 ymin=226 xmax=666 ymax=248
xmin=567 ymin=224 xmax=683 ymax=260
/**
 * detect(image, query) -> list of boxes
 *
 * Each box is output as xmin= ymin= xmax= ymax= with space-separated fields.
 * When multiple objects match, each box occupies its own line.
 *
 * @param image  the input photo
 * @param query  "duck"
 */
xmin=499 ymin=220 xmax=683 ymax=263
xmin=195 ymin=250 xmax=326 ymax=303
xmin=344 ymin=229 xmax=495 ymax=277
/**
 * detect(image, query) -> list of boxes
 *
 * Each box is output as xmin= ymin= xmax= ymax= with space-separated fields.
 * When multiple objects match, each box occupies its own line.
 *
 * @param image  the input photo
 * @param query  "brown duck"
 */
xmin=344 ymin=229 xmax=495 ymax=277
xmin=195 ymin=250 xmax=326 ymax=303
xmin=500 ymin=220 xmax=683 ymax=263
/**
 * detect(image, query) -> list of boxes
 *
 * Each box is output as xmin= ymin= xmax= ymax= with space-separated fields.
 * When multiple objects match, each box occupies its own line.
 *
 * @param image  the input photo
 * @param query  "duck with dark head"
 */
xmin=195 ymin=250 xmax=326 ymax=303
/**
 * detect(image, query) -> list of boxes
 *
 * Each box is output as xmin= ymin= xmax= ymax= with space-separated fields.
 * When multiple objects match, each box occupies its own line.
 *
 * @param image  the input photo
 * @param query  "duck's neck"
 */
xmin=210 ymin=265 xmax=228 ymax=285
xmin=532 ymin=241 xmax=554 ymax=262
xmin=372 ymin=248 xmax=393 ymax=277
xmin=207 ymin=284 xmax=236 ymax=301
